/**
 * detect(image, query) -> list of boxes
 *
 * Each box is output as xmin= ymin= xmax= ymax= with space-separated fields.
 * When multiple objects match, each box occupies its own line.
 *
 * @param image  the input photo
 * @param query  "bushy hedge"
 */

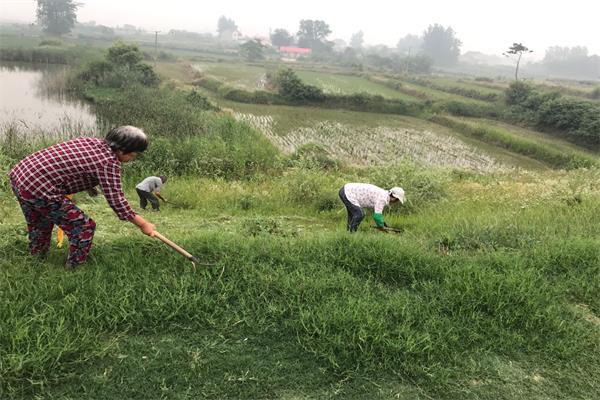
xmin=505 ymin=82 xmax=600 ymax=146
xmin=438 ymin=100 xmax=500 ymax=118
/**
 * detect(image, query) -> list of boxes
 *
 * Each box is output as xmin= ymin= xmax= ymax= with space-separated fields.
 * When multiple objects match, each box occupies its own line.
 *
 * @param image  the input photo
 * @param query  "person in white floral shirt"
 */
xmin=338 ymin=183 xmax=405 ymax=232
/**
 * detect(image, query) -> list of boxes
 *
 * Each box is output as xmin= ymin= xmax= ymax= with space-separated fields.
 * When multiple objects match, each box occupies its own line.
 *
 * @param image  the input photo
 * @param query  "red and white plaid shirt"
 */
xmin=8 ymin=137 xmax=136 ymax=221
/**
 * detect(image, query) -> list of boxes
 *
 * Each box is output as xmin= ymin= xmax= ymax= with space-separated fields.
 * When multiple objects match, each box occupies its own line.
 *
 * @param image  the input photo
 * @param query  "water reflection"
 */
xmin=0 ymin=61 xmax=100 ymax=136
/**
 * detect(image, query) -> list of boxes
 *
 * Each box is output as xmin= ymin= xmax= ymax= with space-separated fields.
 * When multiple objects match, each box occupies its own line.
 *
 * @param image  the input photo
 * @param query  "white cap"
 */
xmin=389 ymin=187 xmax=405 ymax=204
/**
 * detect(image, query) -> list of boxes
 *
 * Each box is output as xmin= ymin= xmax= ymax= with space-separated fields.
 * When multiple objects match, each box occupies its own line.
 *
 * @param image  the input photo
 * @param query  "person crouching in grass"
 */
xmin=338 ymin=183 xmax=405 ymax=232
xmin=8 ymin=125 xmax=157 ymax=270
xmin=135 ymin=175 xmax=167 ymax=212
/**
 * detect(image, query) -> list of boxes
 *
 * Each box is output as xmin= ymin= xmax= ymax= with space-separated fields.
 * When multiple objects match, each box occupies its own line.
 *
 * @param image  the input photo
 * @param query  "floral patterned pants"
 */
xmin=11 ymin=185 xmax=96 ymax=267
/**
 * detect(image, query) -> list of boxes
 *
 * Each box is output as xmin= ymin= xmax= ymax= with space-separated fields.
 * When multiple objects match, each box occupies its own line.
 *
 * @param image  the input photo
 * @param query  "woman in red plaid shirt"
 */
xmin=9 ymin=125 xmax=156 ymax=269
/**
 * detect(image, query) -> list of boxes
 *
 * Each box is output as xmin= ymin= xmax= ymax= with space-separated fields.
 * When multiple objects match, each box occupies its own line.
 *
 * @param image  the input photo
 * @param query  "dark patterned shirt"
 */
xmin=8 ymin=137 xmax=136 ymax=220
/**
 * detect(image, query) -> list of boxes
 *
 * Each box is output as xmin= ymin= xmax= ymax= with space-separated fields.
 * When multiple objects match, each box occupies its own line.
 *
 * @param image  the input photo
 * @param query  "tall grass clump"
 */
xmin=0 ymin=118 xmax=102 ymax=163
xmin=364 ymin=160 xmax=450 ymax=213
xmin=0 ymin=44 xmax=99 ymax=65
xmin=284 ymin=168 xmax=344 ymax=211
xmin=88 ymin=85 xmax=280 ymax=179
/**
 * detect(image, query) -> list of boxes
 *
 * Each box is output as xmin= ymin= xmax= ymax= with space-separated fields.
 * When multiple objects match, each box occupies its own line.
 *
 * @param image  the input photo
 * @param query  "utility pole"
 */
xmin=154 ymin=30 xmax=161 ymax=66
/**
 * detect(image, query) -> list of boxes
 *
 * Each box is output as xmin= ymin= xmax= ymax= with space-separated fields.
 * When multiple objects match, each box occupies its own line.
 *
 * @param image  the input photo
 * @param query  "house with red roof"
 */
xmin=279 ymin=46 xmax=312 ymax=61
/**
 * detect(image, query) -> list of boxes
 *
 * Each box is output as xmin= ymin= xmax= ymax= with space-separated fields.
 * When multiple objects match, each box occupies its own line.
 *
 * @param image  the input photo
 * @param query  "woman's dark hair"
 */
xmin=106 ymin=125 xmax=148 ymax=153
xmin=159 ymin=176 xmax=168 ymax=183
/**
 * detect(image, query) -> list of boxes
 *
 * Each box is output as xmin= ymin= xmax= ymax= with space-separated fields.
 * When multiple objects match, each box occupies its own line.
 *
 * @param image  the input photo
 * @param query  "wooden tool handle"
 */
xmin=154 ymin=231 xmax=194 ymax=260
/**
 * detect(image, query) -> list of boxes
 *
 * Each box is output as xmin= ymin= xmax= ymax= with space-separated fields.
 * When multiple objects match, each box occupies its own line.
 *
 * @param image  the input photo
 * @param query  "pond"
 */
xmin=0 ymin=61 xmax=99 ymax=135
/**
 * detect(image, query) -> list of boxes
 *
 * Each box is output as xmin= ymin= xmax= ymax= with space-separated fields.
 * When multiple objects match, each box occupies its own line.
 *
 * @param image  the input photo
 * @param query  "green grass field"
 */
xmin=428 ymin=77 xmax=505 ymax=94
xmin=3 ymin=170 xmax=600 ymax=399
xmin=293 ymin=70 xmax=421 ymax=101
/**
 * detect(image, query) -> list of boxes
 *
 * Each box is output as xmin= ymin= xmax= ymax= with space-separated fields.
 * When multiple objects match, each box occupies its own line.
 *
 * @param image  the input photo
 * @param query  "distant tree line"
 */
xmin=541 ymin=46 xmax=600 ymax=80
xmin=266 ymin=20 xmax=461 ymax=73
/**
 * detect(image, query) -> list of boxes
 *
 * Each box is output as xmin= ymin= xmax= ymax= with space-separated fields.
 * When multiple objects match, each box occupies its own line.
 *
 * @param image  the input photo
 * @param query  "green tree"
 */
xmin=270 ymin=29 xmax=294 ymax=47
xmin=503 ymin=43 xmax=533 ymax=81
xmin=36 ymin=0 xmax=80 ymax=36
xmin=350 ymin=30 xmax=364 ymax=49
xmin=79 ymin=42 xmax=159 ymax=88
xmin=273 ymin=68 xmax=324 ymax=103
xmin=421 ymin=24 xmax=461 ymax=66
xmin=106 ymin=42 xmax=143 ymax=67
xmin=240 ymin=40 xmax=265 ymax=61
xmin=297 ymin=19 xmax=331 ymax=50
xmin=217 ymin=16 xmax=238 ymax=40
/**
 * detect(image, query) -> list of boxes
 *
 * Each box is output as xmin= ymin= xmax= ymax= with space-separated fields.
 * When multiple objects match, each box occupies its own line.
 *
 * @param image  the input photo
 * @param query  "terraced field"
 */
xmin=177 ymin=60 xmax=598 ymax=172
xmin=294 ymin=70 xmax=421 ymax=101
xmin=233 ymin=109 xmax=550 ymax=172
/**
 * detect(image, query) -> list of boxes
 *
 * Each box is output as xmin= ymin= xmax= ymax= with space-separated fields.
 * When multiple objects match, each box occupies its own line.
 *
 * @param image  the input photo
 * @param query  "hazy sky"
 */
xmin=2 ymin=0 xmax=599 ymax=59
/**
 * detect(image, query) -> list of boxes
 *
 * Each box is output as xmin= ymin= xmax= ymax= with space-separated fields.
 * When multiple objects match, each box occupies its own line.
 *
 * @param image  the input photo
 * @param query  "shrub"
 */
xmin=74 ymin=42 xmax=159 ymax=89
xmin=193 ymin=77 xmax=224 ymax=92
xmin=505 ymin=81 xmax=534 ymax=105
xmin=504 ymin=82 xmax=600 ymax=146
xmin=106 ymin=41 xmax=143 ymax=67
xmin=185 ymin=89 xmax=218 ymax=111
xmin=284 ymin=169 xmax=341 ymax=210
xmin=272 ymin=68 xmax=325 ymax=104
xmin=441 ymin=100 xmax=497 ymax=118
xmin=238 ymin=195 xmax=255 ymax=210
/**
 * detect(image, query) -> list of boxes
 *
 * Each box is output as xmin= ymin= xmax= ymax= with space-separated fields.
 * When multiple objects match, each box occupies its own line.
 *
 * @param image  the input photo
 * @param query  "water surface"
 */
xmin=0 ymin=61 xmax=98 ymax=134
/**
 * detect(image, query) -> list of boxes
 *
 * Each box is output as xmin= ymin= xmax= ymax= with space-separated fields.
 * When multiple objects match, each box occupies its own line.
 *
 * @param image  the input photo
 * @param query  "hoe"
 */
xmin=154 ymin=231 xmax=198 ymax=270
